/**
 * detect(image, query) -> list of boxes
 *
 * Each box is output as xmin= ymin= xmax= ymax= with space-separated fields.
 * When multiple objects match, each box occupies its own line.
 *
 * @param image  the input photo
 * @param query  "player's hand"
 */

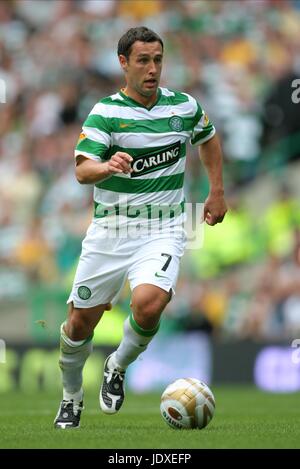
xmin=203 ymin=191 xmax=227 ymax=226
xmin=105 ymin=152 xmax=133 ymax=175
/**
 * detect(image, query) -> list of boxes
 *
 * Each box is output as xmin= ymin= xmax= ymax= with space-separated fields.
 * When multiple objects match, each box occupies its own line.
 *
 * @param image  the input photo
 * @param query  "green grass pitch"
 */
xmin=1 ymin=386 xmax=300 ymax=449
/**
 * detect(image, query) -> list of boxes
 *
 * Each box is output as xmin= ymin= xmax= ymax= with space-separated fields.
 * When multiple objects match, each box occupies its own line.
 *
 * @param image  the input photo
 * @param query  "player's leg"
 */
xmin=54 ymin=301 xmax=111 ymax=429
xmin=60 ymin=301 xmax=111 ymax=400
xmin=54 ymin=221 xmax=131 ymax=427
xmin=99 ymin=230 xmax=185 ymax=414
xmin=99 ymin=232 xmax=184 ymax=414
xmin=100 ymin=284 xmax=171 ymax=414
xmin=114 ymin=283 xmax=170 ymax=364
xmin=117 ymin=239 xmax=183 ymax=369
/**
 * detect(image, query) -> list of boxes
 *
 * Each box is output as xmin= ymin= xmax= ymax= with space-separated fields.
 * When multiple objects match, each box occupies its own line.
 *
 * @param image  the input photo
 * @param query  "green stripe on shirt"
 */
xmin=76 ymin=137 xmax=108 ymax=155
xmin=94 ymin=200 xmax=185 ymax=219
xmin=85 ymin=115 xmax=197 ymax=134
xmin=96 ymin=172 xmax=184 ymax=194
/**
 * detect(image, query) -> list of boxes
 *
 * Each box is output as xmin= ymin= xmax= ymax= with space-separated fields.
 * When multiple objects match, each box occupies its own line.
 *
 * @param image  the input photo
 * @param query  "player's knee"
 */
xmin=66 ymin=314 xmax=91 ymax=340
xmin=132 ymin=297 xmax=163 ymax=323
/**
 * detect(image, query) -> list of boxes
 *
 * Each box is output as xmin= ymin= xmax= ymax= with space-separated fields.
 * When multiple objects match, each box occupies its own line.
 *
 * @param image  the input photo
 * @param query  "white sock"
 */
xmin=63 ymin=388 xmax=83 ymax=403
xmin=59 ymin=323 xmax=93 ymax=399
xmin=111 ymin=313 xmax=160 ymax=370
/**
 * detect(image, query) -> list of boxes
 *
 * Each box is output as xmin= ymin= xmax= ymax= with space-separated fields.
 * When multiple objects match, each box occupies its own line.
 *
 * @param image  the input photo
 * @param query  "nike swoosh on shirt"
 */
xmin=155 ymin=272 xmax=168 ymax=279
xmin=120 ymin=123 xmax=132 ymax=128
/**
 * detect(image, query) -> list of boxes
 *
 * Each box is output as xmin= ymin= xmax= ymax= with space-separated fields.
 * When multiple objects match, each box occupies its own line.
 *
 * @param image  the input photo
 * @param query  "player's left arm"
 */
xmin=198 ymin=133 xmax=228 ymax=226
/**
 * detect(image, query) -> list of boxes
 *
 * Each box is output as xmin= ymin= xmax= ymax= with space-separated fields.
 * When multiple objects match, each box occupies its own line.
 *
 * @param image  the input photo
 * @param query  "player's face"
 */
xmin=120 ymin=41 xmax=163 ymax=99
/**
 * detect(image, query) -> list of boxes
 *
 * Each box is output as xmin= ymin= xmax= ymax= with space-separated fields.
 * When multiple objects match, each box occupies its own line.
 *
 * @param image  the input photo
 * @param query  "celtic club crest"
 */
xmin=78 ymin=286 xmax=92 ymax=300
xmin=169 ymin=116 xmax=184 ymax=132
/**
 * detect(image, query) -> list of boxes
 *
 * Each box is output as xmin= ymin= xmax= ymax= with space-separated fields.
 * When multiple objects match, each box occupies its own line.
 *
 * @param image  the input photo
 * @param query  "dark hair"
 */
xmin=117 ymin=27 xmax=163 ymax=60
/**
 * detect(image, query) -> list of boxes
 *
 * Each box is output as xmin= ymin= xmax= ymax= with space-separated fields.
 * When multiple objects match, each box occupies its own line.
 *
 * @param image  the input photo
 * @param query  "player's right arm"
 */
xmin=75 ymin=101 xmax=133 ymax=184
xmin=75 ymin=152 xmax=133 ymax=184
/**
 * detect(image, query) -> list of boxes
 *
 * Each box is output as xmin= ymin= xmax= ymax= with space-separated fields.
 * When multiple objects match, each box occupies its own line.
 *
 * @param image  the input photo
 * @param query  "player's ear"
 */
xmin=119 ymin=55 xmax=128 ymax=72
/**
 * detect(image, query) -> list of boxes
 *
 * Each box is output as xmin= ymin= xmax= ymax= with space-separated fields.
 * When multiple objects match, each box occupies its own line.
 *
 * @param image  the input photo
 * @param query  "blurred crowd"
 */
xmin=1 ymin=0 xmax=300 ymax=342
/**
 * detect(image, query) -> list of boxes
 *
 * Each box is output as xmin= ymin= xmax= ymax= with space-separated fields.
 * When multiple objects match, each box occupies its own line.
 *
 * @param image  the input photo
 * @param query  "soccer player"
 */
xmin=54 ymin=27 xmax=227 ymax=429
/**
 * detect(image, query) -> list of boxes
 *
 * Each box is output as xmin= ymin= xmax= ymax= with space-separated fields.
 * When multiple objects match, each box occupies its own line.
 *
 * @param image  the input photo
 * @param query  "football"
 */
xmin=160 ymin=378 xmax=215 ymax=429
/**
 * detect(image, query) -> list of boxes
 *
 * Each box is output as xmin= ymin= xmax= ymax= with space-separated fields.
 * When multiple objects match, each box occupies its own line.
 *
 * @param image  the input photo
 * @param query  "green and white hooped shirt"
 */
xmin=75 ymin=87 xmax=215 ymax=229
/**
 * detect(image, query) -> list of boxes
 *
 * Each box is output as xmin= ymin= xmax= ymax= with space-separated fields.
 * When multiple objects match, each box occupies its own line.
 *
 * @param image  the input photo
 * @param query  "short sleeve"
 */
xmin=190 ymin=101 xmax=216 ymax=146
xmin=74 ymin=104 xmax=111 ymax=161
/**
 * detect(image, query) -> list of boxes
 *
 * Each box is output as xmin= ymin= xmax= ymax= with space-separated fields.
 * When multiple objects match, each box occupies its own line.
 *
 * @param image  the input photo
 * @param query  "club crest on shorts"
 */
xmin=168 ymin=116 xmax=184 ymax=132
xmin=78 ymin=286 xmax=91 ymax=300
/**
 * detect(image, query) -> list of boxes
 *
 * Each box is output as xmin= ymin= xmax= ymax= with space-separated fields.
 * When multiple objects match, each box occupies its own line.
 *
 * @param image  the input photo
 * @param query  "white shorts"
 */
xmin=68 ymin=221 xmax=186 ymax=308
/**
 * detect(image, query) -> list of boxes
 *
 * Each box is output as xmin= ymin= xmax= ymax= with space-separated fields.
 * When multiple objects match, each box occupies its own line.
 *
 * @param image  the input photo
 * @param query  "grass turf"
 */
xmin=1 ymin=386 xmax=300 ymax=449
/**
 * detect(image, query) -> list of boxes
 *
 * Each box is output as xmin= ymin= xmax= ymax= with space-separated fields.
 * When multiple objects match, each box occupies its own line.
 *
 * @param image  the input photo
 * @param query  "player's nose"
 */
xmin=148 ymin=60 xmax=158 ymax=75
